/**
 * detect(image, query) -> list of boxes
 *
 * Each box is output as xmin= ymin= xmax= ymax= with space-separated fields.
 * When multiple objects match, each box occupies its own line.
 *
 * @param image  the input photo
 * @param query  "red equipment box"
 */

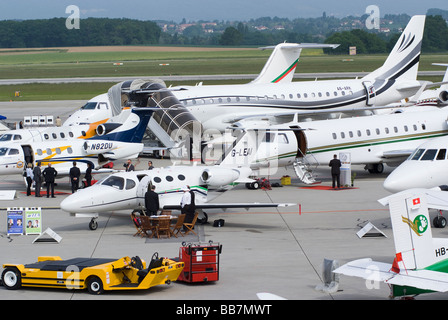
xmin=177 ymin=242 xmax=222 ymax=283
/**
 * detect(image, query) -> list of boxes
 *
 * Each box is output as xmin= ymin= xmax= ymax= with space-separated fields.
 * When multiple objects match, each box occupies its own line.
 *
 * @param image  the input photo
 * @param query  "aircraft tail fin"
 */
xmin=251 ymin=43 xmax=339 ymax=84
xmin=379 ymin=190 xmax=435 ymax=272
xmin=363 ymin=15 xmax=425 ymax=82
xmin=89 ymin=107 xmax=153 ymax=143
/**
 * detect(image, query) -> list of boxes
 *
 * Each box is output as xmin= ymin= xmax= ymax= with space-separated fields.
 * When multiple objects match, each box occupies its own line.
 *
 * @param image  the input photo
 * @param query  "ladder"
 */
xmin=293 ymin=150 xmax=319 ymax=184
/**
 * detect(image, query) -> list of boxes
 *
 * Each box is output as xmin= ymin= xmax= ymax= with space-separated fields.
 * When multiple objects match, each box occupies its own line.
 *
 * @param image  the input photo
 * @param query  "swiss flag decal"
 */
xmin=412 ymin=198 xmax=420 ymax=206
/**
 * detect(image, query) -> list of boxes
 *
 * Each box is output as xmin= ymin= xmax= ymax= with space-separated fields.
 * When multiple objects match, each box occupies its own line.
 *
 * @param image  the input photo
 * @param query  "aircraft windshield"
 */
xmin=420 ymin=149 xmax=437 ymax=161
xmin=410 ymin=149 xmax=425 ymax=160
xmin=80 ymin=102 xmax=98 ymax=110
xmin=0 ymin=134 xmax=12 ymax=141
xmin=0 ymin=147 xmax=9 ymax=156
xmin=101 ymin=176 xmax=124 ymax=190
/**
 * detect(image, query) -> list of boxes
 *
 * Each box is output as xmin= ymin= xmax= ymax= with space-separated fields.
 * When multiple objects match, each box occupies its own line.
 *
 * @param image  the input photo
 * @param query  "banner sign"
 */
xmin=25 ymin=207 xmax=42 ymax=235
xmin=7 ymin=207 xmax=24 ymax=235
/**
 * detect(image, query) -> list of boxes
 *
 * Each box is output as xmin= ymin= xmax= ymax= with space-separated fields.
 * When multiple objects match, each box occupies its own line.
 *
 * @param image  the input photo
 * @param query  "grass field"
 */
xmin=0 ymin=46 xmax=447 ymax=101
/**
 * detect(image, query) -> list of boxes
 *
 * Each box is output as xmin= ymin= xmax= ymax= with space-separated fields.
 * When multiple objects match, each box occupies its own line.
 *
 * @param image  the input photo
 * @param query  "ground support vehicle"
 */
xmin=1 ymin=252 xmax=184 ymax=294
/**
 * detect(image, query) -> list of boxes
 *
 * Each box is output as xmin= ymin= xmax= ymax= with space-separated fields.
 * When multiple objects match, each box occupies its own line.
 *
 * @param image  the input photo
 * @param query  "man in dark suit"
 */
xmin=329 ymin=154 xmax=342 ymax=188
xmin=32 ymin=162 xmax=42 ymax=197
xmin=144 ymin=185 xmax=159 ymax=216
xmin=42 ymin=163 xmax=58 ymax=198
xmin=69 ymin=161 xmax=81 ymax=193
xmin=124 ymin=159 xmax=135 ymax=172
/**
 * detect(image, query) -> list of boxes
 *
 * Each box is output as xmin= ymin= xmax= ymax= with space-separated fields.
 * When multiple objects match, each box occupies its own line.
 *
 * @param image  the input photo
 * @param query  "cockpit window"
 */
xmin=0 ymin=147 xmax=8 ymax=156
xmin=101 ymin=176 xmax=124 ymax=190
xmin=8 ymin=149 xmax=19 ymax=155
xmin=410 ymin=149 xmax=425 ymax=160
xmin=420 ymin=149 xmax=437 ymax=161
xmin=0 ymin=134 xmax=12 ymax=141
xmin=262 ymin=132 xmax=275 ymax=143
xmin=13 ymin=135 xmax=21 ymax=141
xmin=80 ymin=102 xmax=98 ymax=110
xmin=437 ymin=149 xmax=447 ymax=160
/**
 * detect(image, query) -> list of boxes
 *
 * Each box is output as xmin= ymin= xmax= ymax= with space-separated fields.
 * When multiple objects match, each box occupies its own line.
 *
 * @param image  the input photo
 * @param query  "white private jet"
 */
xmin=0 ymin=107 xmax=153 ymax=177
xmin=66 ymin=15 xmax=427 ymax=133
xmin=218 ymin=106 xmax=448 ymax=184
xmin=383 ymin=135 xmax=448 ymax=193
xmin=63 ymin=93 xmax=112 ymax=126
xmin=334 ymin=188 xmax=448 ymax=299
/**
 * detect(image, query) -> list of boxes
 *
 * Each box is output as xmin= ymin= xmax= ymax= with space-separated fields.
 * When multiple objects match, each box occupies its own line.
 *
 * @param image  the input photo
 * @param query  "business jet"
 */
xmin=63 ymin=93 xmax=112 ymax=126
xmin=0 ymin=107 xmax=153 ymax=177
xmin=60 ymin=162 xmax=296 ymax=230
xmin=383 ymin=135 xmax=448 ymax=193
xmin=335 ymin=188 xmax=448 ymax=299
xmin=218 ymin=105 xmax=448 ymax=184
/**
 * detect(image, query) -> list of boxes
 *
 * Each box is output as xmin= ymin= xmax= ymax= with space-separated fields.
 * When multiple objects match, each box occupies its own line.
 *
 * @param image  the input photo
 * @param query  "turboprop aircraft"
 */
xmin=383 ymin=135 xmax=448 ymax=193
xmin=219 ymin=106 xmax=448 ymax=184
xmin=0 ymin=107 xmax=153 ymax=177
xmin=334 ymin=188 xmax=448 ymax=299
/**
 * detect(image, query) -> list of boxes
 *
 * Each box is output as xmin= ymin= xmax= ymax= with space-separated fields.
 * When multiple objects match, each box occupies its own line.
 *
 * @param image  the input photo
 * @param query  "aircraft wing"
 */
xmin=381 ymin=149 xmax=414 ymax=159
xmin=386 ymin=270 xmax=448 ymax=293
xmin=162 ymin=202 xmax=296 ymax=210
xmin=333 ymin=258 xmax=394 ymax=282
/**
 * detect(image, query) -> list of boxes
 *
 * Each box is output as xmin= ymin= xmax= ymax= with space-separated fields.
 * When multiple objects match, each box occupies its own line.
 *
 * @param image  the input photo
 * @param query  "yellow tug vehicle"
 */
xmin=1 ymin=252 xmax=184 ymax=294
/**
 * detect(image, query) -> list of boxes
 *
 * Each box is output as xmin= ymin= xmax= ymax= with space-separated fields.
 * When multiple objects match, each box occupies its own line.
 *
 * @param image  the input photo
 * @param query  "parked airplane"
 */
xmin=334 ymin=188 xmax=448 ymax=299
xmin=63 ymin=93 xmax=112 ymax=126
xmin=60 ymin=162 xmax=295 ymax=230
xmin=0 ymin=107 xmax=153 ymax=177
xmin=219 ymin=106 xmax=448 ymax=184
xmin=383 ymin=135 xmax=448 ymax=193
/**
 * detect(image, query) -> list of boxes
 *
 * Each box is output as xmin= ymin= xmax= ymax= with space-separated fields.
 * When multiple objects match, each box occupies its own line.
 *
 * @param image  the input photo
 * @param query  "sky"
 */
xmin=0 ymin=0 xmax=446 ymax=22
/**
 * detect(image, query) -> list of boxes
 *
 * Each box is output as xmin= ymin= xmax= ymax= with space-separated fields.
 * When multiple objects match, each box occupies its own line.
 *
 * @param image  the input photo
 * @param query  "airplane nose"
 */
xmin=383 ymin=163 xmax=418 ymax=193
xmin=60 ymin=191 xmax=90 ymax=213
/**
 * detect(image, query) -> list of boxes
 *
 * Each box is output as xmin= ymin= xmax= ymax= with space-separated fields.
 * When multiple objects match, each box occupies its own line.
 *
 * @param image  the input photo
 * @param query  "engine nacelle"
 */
xmin=201 ymin=167 xmax=240 ymax=187
xmin=439 ymin=90 xmax=448 ymax=102
xmin=96 ymin=123 xmax=122 ymax=136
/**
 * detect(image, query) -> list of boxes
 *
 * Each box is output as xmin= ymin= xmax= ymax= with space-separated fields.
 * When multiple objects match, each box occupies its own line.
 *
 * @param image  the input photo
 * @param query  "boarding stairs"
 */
xmin=293 ymin=150 xmax=319 ymax=184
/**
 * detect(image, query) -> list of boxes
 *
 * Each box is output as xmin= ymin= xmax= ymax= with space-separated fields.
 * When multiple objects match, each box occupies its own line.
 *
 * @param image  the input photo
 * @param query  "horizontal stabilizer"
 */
xmin=333 ymin=258 xmax=393 ymax=282
xmin=387 ymin=269 xmax=448 ymax=293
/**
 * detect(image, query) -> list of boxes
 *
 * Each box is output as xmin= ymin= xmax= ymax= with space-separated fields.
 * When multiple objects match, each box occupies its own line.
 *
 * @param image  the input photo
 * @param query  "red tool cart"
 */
xmin=177 ymin=241 xmax=222 ymax=283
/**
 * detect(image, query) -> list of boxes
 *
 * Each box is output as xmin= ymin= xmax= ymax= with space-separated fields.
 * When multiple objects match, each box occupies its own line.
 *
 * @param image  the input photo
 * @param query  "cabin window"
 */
xmin=125 ymin=179 xmax=136 ymax=190
xmin=278 ymin=133 xmax=289 ymax=144
xmin=56 ymin=148 xmax=61 ymax=154
xmin=289 ymin=94 xmax=293 ymax=99
xmin=341 ymin=91 xmax=345 ymax=96
xmin=52 ymin=133 xmax=57 ymax=139
xmin=404 ymin=125 xmax=408 ymax=132
xmin=46 ymin=148 xmax=52 ymax=155
xmin=385 ymin=128 xmax=389 ymax=134
xmin=13 ymin=135 xmax=21 ymax=141
xmin=67 ymin=147 xmax=73 ymax=154
xmin=304 ymin=93 xmax=308 ymax=98
xmin=394 ymin=127 xmax=398 ymax=133
xmin=44 ymin=134 xmax=49 ymax=140
xmin=311 ymin=93 xmax=315 ymax=98
xmin=375 ymin=128 xmax=380 ymax=135
xmin=153 ymin=177 xmax=161 ymax=183
xmin=422 ymin=124 xmax=426 ymax=130
xmin=410 ymin=149 xmax=425 ymax=160
xmin=166 ymin=175 xmax=174 ymax=182
xmin=366 ymin=129 xmax=371 ymax=136
xmin=37 ymin=149 xmax=43 ymax=156
xmin=413 ymin=125 xmax=418 ymax=131
xmin=69 ymin=132 xmax=74 ymax=138
xmin=178 ymin=174 xmax=186 ymax=181
xmin=281 ymin=94 xmax=285 ymax=99
xmin=262 ymin=132 xmax=275 ymax=143
xmin=420 ymin=149 xmax=437 ymax=161
xmin=82 ymin=131 xmax=86 ymax=137
xmin=334 ymin=92 xmax=338 ymax=96
xmin=357 ymin=130 xmax=362 ymax=137
xmin=332 ymin=133 xmax=337 ymax=140
xmin=340 ymin=132 xmax=345 ymax=139
xmin=60 ymin=133 xmax=65 ymax=138
xmin=318 ymin=92 xmax=322 ymax=97
xmin=349 ymin=131 xmax=353 ymax=138
xmin=326 ymin=92 xmax=330 ymax=97
xmin=437 ymin=149 xmax=447 ymax=160
xmin=297 ymin=93 xmax=301 ymax=98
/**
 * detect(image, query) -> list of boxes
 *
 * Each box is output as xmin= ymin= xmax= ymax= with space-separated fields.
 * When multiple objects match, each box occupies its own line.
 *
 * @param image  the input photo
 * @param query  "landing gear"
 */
xmin=89 ymin=218 xmax=98 ymax=230
xmin=433 ymin=211 xmax=447 ymax=228
xmin=245 ymin=181 xmax=260 ymax=190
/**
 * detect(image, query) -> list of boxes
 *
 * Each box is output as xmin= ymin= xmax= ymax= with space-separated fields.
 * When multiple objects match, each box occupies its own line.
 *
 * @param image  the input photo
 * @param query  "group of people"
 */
xmin=25 ymin=161 xmax=93 ymax=197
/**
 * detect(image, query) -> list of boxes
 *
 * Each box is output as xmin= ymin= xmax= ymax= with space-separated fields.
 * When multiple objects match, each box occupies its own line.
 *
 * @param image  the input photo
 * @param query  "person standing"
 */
xmin=180 ymin=186 xmax=196 ymax=224
xmin=124 ymin=159 xmax=135 ymax=172
xmin=144 ymin=185 xmax=159 ymax=216
xmin=329 ymin=154 xmax=342 ymax=189
xmin=25 ymin=163 xmax=34 ymax=196
xmin=148 ymin=161 xmax=154 ymax=170
xmin=69 ymin=161 xmax=81 ymax=193
xmin=42 ymin=163 xmax=58 ymax=198
xmin=85 ymin=163 xmax=92 ymax=187
xmin=32 ymin=162 xmax=42 ymax=197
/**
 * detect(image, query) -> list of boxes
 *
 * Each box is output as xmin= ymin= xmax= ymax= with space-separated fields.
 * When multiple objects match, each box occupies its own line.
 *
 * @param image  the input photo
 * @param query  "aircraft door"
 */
xmin=363 ymin=81 xmax=376 ymax=106
xmin=290 ymin=126 xmax=307 ymax=158
xmin=136 ymin=175 xmax=152 ymax=207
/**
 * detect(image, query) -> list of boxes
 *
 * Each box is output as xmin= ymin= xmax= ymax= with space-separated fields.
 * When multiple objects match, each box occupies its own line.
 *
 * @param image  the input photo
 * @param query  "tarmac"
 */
xmin=0 ymin=100 xmax=447 ymax=303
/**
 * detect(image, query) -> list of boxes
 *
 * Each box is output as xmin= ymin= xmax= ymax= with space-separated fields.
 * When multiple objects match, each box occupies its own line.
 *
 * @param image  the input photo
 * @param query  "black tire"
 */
xmin=1 ymin=267 xmax=21 ymax=290
xmin=437 ymin=216 xmax=447 ymax=228
xmin=87 ymin=276 xmax=104 ymax=295
xmin=250 ymin=182 xmax=260 ymax=189
xmin=89 ymin=219 xmax=98 ymax=230
xmin=434 ymin=216 xmax=440 ymax=228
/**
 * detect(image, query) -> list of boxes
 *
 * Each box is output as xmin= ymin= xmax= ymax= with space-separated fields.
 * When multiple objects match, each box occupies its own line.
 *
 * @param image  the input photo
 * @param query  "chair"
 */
xmin=131 ymin=214 xmax=144 ymax=237
xmin=157 ymin=216 xmax=172 ymax=238
xmin=170 ymin=214 xmax=186 ymax=238
xmin=183 ymin=212 xmax=199 ymax=236
xmin=140 ymin=216 xmax=157 ymax=238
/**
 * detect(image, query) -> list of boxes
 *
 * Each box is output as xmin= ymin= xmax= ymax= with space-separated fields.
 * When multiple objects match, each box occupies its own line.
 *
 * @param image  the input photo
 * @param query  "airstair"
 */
xmin=293 ymin=150 xmax=319 ymax=184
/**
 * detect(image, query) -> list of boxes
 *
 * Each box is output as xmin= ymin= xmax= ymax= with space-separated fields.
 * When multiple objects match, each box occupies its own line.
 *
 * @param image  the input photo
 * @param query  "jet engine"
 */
xmin=96 ymin=123 xmax=122 ymax=136
xmin=439 ymin=90 xmax=448 ymax=102
xmin=201 ymin=167 xmax=240 ymax=187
